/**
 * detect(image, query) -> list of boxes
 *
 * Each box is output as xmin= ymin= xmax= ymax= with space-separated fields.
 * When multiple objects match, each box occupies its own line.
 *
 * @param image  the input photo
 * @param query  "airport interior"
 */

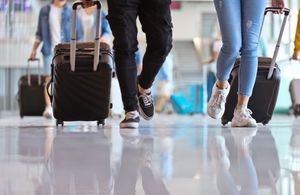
xmin=1 ymin=0 xmax=300 ymax=194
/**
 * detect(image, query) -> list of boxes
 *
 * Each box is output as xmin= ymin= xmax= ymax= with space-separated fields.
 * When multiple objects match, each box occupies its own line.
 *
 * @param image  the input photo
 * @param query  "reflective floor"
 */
xmin=0 ymin=114 xmax=299 ymax=195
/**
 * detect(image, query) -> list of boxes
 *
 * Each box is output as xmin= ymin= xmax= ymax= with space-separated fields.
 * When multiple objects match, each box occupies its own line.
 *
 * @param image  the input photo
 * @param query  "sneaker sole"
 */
xmin=120 ymin=122 xmax=139 ymax=129
xmin=138 ymin=105 xmax=153 ymax=121
xmin=207 ymin=110 xmax=224 ymax=119
xmin=231 ymin=121 xmax=257 ymax=127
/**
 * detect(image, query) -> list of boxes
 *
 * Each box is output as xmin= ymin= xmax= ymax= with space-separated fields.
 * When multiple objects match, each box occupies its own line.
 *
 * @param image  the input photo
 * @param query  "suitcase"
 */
xmin=189 ymin=84 xmax=207 ymax=114
xmin=18 ymin=58 xmax=46 ymax=118
xmin=48 ymin=0 xmax=113 ymax=126
xmin=289 ymin=79 xmax=300 ymax=117
xmin=170 ymin=94 xmax=194 ymax=115
xmin=222 ymin=7 xmax=289 ymax=125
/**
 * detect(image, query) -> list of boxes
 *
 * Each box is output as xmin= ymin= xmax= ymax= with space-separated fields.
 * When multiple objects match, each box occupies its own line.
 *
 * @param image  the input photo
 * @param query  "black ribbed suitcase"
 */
xmin=221 ymin=7 xmax=289 ymax=125
xmin=48 ymin=0 xmax=113 ymax=126
xmin=18 ymin=59 xmax=46 ymax=118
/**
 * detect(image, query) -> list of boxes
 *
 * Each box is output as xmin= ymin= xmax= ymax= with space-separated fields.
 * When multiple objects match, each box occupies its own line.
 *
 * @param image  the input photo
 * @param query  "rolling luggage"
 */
xmin=222 ymin=7 xmax=289 ymax=125
xmin=170 ymin=94 xmax=194 ymax=115
xmin=289 ymin=79 xmax=300 ymax=117
xmin=18 ymin=58 xmax=46 ymax=118
xmin=48 ymin=0 xmax=113 ymax=126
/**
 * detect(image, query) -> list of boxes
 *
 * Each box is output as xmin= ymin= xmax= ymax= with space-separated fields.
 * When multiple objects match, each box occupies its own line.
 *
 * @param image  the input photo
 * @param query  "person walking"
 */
xmin=207 ymin=0 xmax=285 ymax=127
xmin=29 ymin=0 xmax=82 ymax=119
xmin=105 ymin=0 xmax=173 ymax=128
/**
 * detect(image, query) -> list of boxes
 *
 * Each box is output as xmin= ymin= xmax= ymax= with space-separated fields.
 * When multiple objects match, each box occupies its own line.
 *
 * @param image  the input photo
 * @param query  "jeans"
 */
xmin=107 ymin=0 xmax=173 ymax=111
xmin=214 ymin=0 xmax=267 ymax=96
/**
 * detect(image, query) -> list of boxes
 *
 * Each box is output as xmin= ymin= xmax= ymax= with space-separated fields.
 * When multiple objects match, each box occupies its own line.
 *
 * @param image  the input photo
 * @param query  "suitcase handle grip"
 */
xmin=27 ymin=58 xmax=41 ymax=86
xmin=264 ymin=7 xmax=290 ymax=16
xmin=260 ymin=7 xmax=290 ymax=79
xmin=70 ymin=0 xmax=102 ymax=72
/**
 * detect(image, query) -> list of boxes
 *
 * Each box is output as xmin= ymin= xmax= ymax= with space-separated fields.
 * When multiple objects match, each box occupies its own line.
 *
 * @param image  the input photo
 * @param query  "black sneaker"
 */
xmin=120 ymin=111 xmax=140 ymax=129
xmin=137 ymin=87 xmax=154 ymax=120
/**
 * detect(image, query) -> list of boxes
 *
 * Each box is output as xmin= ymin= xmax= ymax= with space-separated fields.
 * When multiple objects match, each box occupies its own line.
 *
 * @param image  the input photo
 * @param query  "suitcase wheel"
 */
xmin=56 ymin=120 xmax=64 ymax=126
xmin=97 ymin=120 xmax=105 ymax=126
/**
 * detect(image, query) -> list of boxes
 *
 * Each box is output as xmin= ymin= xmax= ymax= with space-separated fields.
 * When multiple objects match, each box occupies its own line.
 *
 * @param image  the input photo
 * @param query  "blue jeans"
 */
xmin=214 ymin=0 xmax=266 ymax=96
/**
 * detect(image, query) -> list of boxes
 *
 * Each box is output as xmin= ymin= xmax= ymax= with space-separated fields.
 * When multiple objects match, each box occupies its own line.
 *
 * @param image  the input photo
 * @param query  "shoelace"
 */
xmin=140 ymin=94 xmax=153 ymax=107
xmin=126 ymin=111 xmax=138 ymax=120
xmin=212 ymin=92 xmax=226 ymax=108
xmin=240 ymin=108 xmax=253 ymax=118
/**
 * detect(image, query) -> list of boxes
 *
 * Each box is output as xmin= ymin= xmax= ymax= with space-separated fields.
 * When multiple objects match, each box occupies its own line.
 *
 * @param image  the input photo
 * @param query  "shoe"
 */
xmin=137 ymin=84 xmax=154 ymax=120
xmin=209 ymin=136 xmax=230 ymax=170
xmin=43 ymin=106 xmax=53 ymax=119
xmin=231 ymin=105 xmax=257 ymax=127
xmin=207 ymin=82 xmax=230 ymax=119
xmin=120 ymin=111 xmax=140 ymax=129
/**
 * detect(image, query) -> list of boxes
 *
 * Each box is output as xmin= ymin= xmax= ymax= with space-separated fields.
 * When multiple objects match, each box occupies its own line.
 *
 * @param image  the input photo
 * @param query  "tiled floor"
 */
xmin=0 ymin=114 xmax=299 ymax=195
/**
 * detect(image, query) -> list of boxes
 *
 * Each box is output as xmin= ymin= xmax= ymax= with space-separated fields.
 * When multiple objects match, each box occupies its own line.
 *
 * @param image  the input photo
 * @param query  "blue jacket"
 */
xmin=35 ymin=3 xmax=83 ymax=56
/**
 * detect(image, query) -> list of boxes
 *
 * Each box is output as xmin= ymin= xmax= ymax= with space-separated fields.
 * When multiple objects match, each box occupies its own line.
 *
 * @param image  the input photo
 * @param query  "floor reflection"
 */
xmin=0 ymin=115 xmax=299 ymax=195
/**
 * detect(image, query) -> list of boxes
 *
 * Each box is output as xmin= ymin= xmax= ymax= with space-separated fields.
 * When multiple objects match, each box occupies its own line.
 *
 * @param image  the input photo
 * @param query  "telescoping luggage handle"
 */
xmin=260 ymin=7 xmax=290 ymax=79
xmin=27 ymin=58 xmax=41 ymax=86
xmin=70 ymin=0 xmax=102 ymax=72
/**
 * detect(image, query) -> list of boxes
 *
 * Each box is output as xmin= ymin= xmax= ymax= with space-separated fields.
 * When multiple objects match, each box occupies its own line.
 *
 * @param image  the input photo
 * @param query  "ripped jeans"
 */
xmin=214 ymin=0 xmax=267 ymax=96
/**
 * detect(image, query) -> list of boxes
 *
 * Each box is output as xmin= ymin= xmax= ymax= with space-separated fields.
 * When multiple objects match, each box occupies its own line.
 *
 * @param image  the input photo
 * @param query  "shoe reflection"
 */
xmin=209 ymin=127 xmax=280 ymax=195
xmin=114 ymin=129 xmax=170 ymax=195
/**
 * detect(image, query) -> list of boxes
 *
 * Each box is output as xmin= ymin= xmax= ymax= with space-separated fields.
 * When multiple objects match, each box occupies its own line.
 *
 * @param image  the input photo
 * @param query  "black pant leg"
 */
xmin=138 ymin=0 xmax=173 ymax=89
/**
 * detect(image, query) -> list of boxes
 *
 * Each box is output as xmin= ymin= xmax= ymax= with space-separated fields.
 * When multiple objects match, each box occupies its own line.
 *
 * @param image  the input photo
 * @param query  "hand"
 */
xmin=272 ymin=0 xmax=285 ymax=14
xmin=292 ymin=51 xmax=299 ymax=60
xmin=82 ymin=0 xmax=94 ymax=8
xmin=30 ymin=50 xmax=37 ymax=60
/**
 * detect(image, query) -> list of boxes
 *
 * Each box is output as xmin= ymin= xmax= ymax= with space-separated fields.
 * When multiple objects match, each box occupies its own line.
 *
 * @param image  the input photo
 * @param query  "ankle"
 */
xmin=138 ymin=84 xmax=150 ymax=94
xmin=236 ymin=104 xmax=247 ymax=110
xmin=216 ymin=81 xmax=229 ymax=90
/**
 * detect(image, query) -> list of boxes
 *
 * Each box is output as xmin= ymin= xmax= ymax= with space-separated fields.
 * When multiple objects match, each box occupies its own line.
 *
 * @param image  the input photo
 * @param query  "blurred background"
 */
xmin=0 ymin=0 xmax=299 ymax=116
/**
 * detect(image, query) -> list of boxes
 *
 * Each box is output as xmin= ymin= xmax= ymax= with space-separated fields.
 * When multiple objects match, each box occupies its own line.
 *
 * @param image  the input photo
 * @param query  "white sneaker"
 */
xmin=231 ymin=105 xmax=257 ymax=127
xmin=43 ymin=107 xmax=53 ymax=119
xmin=207 ymin=82 xmax=230 ymax=119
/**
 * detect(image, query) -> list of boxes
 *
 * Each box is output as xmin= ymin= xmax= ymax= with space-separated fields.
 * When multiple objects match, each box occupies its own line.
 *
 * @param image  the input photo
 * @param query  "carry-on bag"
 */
xmin=18 ymin=58 xmax=46 ymax=118
xmin=289 ymin=78 xmax=300 ymax=117
xmin=170 ymin=94 xmax=194 ymax=115
xmin=48 ymin=0 xmax=113 ymax=126
xmin=222 ymin=7 xmax=290 ymax=125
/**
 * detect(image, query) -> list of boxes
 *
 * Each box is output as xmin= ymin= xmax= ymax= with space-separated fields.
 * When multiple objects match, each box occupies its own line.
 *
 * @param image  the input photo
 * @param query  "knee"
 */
xmin=221 ymin=42 xmax=241 ymax=57
xmin=148 ymin=34 xmax=173 ymax=59
xmin=240 ymin=42 xmax=259 ymax=57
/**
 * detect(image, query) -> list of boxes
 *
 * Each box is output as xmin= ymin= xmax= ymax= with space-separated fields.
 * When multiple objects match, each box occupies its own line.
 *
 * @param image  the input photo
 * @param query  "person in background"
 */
xmin=155 ymin=54 xmax=174 ymax=114
xmin=292 ymin=9 xmax=300 ymax=60
xmin=29 ymin=0 xmax=82 ymax=119
xmin=78 ymin=4 xmax=111 ymax=44
xmin=207 ymin=0 xmax=285 ymax=127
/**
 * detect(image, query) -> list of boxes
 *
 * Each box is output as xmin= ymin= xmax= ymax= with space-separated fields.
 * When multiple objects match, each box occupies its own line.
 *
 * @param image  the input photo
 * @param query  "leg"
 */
xmin=238 ymin=0 xmax=267 ymax=101
xmin=107 ymin=0 xmax=139 ymax=112
xmin=138 ymin=0 xmax=173 ymax=89
xmin=207 ymin=0 xmax=242 ymax=119
xmin=43 ymin=54 xmax=53 ymax=119
xmin=214 ymin=0 xmax=242 ymax=87
xmin=231 ymin=0 xmax=266 ymax=127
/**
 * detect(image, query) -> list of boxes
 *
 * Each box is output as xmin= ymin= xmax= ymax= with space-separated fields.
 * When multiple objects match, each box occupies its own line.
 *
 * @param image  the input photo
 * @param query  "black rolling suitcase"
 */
xmin=222 ymin=7 xmax=290 ymax=125
xmin=48 ymin=0 xmax=113 ymax=126
xmin=289 ymin=79 xmax=300 ymax=117
xmin=18 ymin=58 xmax=46 ymax=118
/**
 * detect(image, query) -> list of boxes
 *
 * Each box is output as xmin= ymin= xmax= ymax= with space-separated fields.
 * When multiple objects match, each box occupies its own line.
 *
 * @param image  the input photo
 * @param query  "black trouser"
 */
xmin=107 ymin=0 xmax=173 ymax=112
